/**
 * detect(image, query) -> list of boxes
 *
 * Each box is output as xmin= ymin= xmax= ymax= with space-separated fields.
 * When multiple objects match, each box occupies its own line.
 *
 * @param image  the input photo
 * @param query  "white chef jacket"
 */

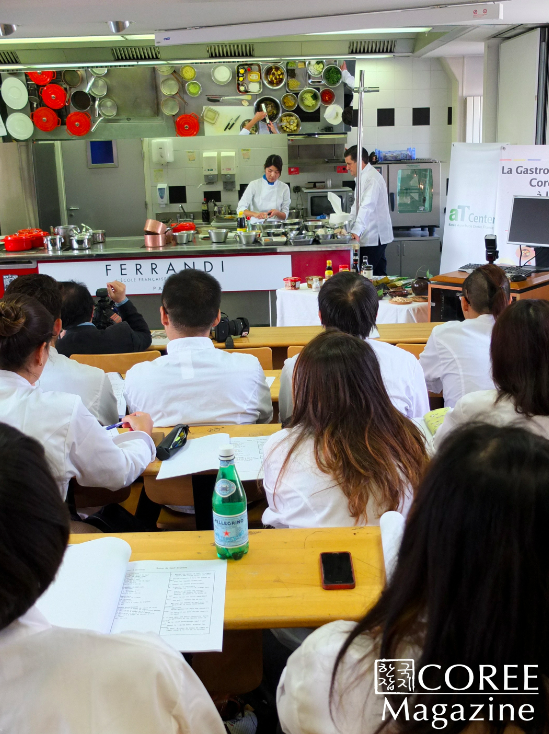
xmin=434 ymin=389 xmax=549 ymax=451
xmin=262 ymin=428 xmax=412 ymax=528
xmin=37 ymin=346 xmax=118 ymax=426
xmin=279 ymin=339 xmax=430 ymax=423
xmin=419 ymin=314 xmax=495 ymax=408
xmin=237 ymin=177 xmax=290 ymax=224
xmin=124 ymin=336 xmax=273 ymax=427
xmin=0 ymin=606 xmax=225 ymax=734
xmin=0 ymin=370 xmax=155 ymax=499
xmin=350 ymin=163 xmax=393 ymax=247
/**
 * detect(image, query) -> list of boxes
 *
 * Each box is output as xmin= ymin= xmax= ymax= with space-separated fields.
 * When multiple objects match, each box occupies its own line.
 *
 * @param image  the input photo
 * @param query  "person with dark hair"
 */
xmin=420 ymin=264 xmax=511 ymax=408
xmin=56 ymin=279 xmax=151 ymax=357
xmin=0 ymin=423 xmax=226 ymax=734
xmin=124 ymin=269 xmax=272 ymax=426
xmin=263 ymin=330 xmax=427 ymax=529
xmin=4 ymin=274 xmax=118 ymax=425
xmin=345 ymin=144 xmax=393 ymax=275
xmin=237 ymin=153 xmax=290 ymax=223
xmin=435 ymin=298 xmax=549 ymax=447
xmin=0 ymin=294 xmax=155 ymax=499
xmin=279 ymin=272 xmax=429 ymax=422
xmin=277 ymin=423 xmax=549 ymax=733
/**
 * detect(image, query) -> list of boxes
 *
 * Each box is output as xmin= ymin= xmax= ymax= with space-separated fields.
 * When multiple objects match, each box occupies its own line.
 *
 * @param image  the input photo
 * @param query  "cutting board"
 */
xmin=203 ymin=105 xmax=254 ymax=136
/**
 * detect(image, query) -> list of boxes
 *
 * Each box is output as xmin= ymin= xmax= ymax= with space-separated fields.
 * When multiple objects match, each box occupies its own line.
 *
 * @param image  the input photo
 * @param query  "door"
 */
xmin=400 ymin=238 xmax=441 ymax=278
xmin=385 ymin=241 xmax=401 ymax=276
xmin=388 ymin=163 xmax=440 ymax=227
xmin=61 ymin=139 xmax=147 ymax=236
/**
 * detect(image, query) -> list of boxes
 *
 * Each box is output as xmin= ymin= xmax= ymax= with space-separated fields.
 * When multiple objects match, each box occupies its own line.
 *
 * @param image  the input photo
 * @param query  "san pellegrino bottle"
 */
xmin=212 ymin=445 xmax=249 ymax=560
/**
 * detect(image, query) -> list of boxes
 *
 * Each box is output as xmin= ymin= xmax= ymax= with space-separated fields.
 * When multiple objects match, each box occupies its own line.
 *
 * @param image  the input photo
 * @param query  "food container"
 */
xmin=174 ymin=230 xmax=194 ymax=244
xmin=175 ymin=112 xmax=200 ymax=136
xmin=160 ymin=77 xmax=179 ymax=96
xmin=144 ymin=233 xmax=167 ymax=248
xmin=18 ymin=229 xmax=48 ymax=248
xmin=89 ymin=77 xmax=108 ymax=98
xmin=62 ymin=69 xmax=82 ymax=88
xmin=263 ymin=64 xmax=286 ymax=90
xmin=298 ymin=87 xmax=321 ymax=113
xmin=180 ymin=65 xmax=196 ymax=81
xmin=161 ymin=96 xmax=179 ymax=116
xmin=185 ymin=81 xmax=202 ymax=98
xmin=320 ymin=88 xmax=335 ymax=106
xmin=281 ymin=93 xmax=298 ymax=111
xmin=71 ymin=90 xmax=92 ymax=111
xmin=255 ymin=96 xmax=280 ymax=122
xmin=70 ymin=233 xmax=92 ymax=250
xmin=236 ymin=231 xmax=258 ymax=245
xmin=307 ymin=60 xmax=325 ymax=77
xmin=286 ymin=235 xmax=314 ymax=245
xmin=316 ymin=233 xmax=334 ymax=242
xmin=263 ymin=228 xmax=285 ymax=237
xmin=277 ymin=112 xmax=301 ymax=134
xmin=211 ymin=65 xmax=232 ymax=85
xmin=144 ymin=219 xmax=168 ymax=235
xmin=43 ymin=234 xmax=63 ymax=250
xmin=156 ymin=66 xmax=175 ymax=76
xmin=258 ymin=221 xmax=283 ymax=232
xmin=26 ymin=70 xmax=56 ymax=86
xmin=66 ymin=111 xmax=92 ymax=137
xmin=3 ymin=234 xmax=32 ymax=252
xmin=338 ymin=265 xmax=350 ymax=272
xmin=203 ymin=106 xmax=219 ymax=125
xmin=208 ymin=229 xmax=229 ymax=243
xmin=283 ymin=276 xmax=301 ymax=290
xmin=306 ymin=275 xmax=324 ymax=288
xmin=305 ymin=220 xmax=327 ymax=232
xmin=40 ymin=83 xmax=68 ymax=109
xmin=31 ymin=106 xmax=61 ymax=132
xmin=172 ymin=222 xmax=196 ymax=232
xmin=54 ymin=224 xmax=79 ymax=247
xmin=236 ymin=63 xmax=262 ymax=95
xmin=92 ymin=230 xmax=106 ymax=244
xmin=322 ymin=65 xmax=343 ymax=88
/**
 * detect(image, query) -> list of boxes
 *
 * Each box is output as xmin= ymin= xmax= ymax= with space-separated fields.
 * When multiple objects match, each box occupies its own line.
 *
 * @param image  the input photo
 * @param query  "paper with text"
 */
xmin=230 ymin=436 xmax=270 ymax=480
xmin=157 ymin=433 xmax=230 ymax=480
xmin=111 ymin=559 xmax=227 ymax=652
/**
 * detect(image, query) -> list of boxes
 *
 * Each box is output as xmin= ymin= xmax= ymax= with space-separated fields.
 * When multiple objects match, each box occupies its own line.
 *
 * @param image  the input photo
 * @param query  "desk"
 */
xmin=69 ymin=527 xmax=383 ymax=630
xmin=152 ymin=324 xmax=441 ymax=368
xmin=276 ymin=285 xmax=429 ymax=327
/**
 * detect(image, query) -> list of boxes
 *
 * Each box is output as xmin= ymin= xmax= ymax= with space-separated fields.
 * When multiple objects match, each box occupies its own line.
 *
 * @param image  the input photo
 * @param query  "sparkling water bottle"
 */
xmin=212 ymin=445 xmax=249 ymax=560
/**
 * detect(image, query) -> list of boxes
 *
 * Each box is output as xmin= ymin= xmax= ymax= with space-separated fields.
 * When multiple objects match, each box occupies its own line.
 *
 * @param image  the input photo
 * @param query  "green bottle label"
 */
xmin=213 ymin=510 xmax=248 ymax=548
xmin=215 ymin=479 xmax=236 ymax=498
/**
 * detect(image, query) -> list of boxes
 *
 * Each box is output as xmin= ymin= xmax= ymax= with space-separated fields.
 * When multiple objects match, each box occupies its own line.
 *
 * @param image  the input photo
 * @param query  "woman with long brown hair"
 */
xmin=262 ymin=330 xmax=428 ymax=528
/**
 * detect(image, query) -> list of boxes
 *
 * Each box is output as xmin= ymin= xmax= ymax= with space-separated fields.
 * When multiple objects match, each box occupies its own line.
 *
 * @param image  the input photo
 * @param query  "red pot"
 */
xmin=172 ymin=222 xmax=196 ymax=232
xmin=40 ymin=83 xmax=68 ymax=109
xmin=66 ymin=111 xmax=92 ymax=137
xmin=31 ymin=106 xmax=61 ymax=132
xmin=4 ymin=235 xmax=32 ymax=252
xmin=175 ymin=113 xmax=199 ymax=137
xmin=26 ymin=70 xmax=56 ymax=86
xmin=17 ymin=229 xmax=48 ymax=248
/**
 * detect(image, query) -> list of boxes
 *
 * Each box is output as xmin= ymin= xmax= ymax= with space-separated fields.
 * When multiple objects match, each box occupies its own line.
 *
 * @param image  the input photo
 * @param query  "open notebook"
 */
xmin=36 ymin=537 xmax=227 ymax=652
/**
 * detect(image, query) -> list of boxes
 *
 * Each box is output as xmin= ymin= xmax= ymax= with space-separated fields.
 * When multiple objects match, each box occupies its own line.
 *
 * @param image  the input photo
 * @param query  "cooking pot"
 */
xmin=3 ymin=235 xmax=32 ymax=252
xmin=55 ymin=224 xmax=79 ymax=248
xmin=172 ymin=222 xmax=196 ymax=232
xmin=70 ymin=233 xmax=92 ymax=250
xmin=31 ymin=106 xmax=61 ymax=132
xmin=40 ymin=83 xmax=68 ymax=110
xmin=174 ymin=230 xmax=194 ymax=244
xmin=71 ymin=90 xmax=92 ymax=111
xmin=44 ymin=234 xmax=63 ymax=250
xmin=92 ymin=230 xmax=106 ymax=244
xmin=144 ymin=219 xmax=167 ymax=235
xmin=66 ymin=111 xmax=92 ymax=136
xmin=62 ymin=70 xmax=83 ymax=88
xmin=144 ymin=233 xmax=167 ymax=248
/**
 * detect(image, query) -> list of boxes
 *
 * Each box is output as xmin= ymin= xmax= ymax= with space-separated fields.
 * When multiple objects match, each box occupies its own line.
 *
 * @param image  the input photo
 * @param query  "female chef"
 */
xmin=237 ymin=153 xmax=291 ymax=223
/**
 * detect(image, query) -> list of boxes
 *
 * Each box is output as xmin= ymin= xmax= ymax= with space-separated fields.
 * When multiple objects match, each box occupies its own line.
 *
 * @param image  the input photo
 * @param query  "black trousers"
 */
xmin=360 ymin=241 xmax=388 ymax=276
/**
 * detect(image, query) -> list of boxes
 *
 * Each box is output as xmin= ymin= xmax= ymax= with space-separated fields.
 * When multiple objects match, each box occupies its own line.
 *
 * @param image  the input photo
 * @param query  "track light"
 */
xmin=0 ymin=24 xmax=17 ymax=37
xmin=107 ymin=20 xmax=132 ymax=34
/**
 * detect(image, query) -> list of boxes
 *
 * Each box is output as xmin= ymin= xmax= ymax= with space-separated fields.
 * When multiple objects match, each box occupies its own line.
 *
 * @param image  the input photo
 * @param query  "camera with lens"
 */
xmin=211 ymin=313 xmax=250 ymax=345
xmin=92 ymin=288 xmax=118 ymax=330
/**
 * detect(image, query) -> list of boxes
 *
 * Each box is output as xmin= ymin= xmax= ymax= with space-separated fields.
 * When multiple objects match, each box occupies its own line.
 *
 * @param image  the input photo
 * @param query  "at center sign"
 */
xmin=38 ymin=254 xmax=292 ymax=295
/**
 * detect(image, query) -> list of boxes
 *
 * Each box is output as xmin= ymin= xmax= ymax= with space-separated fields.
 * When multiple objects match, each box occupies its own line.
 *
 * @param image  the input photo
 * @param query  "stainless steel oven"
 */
xmin=303 ymin=187 xmax=354 ymax=218
xmin=387 ymin=161 xmax=441 ymax=228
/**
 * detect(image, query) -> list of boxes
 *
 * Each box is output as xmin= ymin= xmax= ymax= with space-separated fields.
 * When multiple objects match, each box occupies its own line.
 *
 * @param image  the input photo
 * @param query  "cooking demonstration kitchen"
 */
xmin=0 ymin=28 xmax=461 ymax=326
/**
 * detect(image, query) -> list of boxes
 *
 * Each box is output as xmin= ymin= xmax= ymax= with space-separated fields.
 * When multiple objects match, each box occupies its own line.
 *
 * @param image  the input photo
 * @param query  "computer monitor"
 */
xmin=508 ymin=196 xmax=549 ymax=247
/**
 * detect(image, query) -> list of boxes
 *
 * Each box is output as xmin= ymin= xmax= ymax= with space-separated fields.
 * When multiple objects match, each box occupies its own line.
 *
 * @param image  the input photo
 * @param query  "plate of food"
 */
xmin=277 ymin=112 xmax=301 ymax=134
xmin=298 ymin=87 xmax=321 ymax=113
xmin=390 ymin=296 xmax=413 ymax=305
xmin=263 ymin=64 xmax=286 ymax=89
xmin=307 ymin=60 xmax=325 ymax=77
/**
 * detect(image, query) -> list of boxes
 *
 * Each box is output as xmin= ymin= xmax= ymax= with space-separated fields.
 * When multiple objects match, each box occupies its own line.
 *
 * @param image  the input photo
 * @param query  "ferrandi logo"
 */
xmin=448 ymin=205 xmax=495 ymax=228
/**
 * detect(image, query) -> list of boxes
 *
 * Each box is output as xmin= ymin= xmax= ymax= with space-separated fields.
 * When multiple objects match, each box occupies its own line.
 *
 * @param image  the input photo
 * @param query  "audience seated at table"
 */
xmin=278 ymin=272 xmax=430 ymax=423
xmin=434 ymin=298 xmax=549 ymax=448
xmin=0 ymin=295 xmax=155 ymax=499
xmin=56 ymin=280 xmax=152 ymax=356
xmin=0 ymin=422 xmax=225 ymax=734
xmin=4 ymin=274 xmax=118 ymax=425
xmin=277 ymin=423 xmax=549 ymax=734
xmin=124 ymin=269 xmax=272 ymax=426
xmin=263 ymin=330 xmax=428 ymax=528
xmin=420 ymin=264 xmax=511 ymax=407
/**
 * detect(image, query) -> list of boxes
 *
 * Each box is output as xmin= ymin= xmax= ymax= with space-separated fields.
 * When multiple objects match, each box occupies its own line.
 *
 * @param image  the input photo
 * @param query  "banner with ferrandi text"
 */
xmin=440 ymin=143 xmax=501 ymax=273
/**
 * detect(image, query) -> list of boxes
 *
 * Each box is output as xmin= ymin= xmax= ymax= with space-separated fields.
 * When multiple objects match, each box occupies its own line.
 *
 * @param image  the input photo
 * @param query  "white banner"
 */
xmin=440 ymin=143 xmax=501 ymax=272
xmin=495 ymin=145 xmax=549 ymax=264
xmin=38 ymin=254 xmax=292 ymax=295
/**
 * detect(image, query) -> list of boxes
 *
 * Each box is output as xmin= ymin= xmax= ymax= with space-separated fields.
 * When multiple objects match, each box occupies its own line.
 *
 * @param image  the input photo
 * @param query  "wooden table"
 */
xmin=151 ymin=324 xmax=441 ymax=368
xmin=69 ymin=527 xmax=384 ymax=630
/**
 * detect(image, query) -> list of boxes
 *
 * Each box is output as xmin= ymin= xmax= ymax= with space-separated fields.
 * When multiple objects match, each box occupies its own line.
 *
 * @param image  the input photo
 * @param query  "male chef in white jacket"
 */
xmin=345 ymin=144 xmax=393 ymax=275
xmin=124 ymin=269 xmax=272 ymax=427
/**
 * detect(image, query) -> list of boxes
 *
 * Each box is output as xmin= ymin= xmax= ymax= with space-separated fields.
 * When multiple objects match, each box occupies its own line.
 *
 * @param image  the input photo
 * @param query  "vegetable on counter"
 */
xmin=323 ymin=65 xmax=342 ymax=86
xmin=308 ymin=60 xmax=325 ymax=76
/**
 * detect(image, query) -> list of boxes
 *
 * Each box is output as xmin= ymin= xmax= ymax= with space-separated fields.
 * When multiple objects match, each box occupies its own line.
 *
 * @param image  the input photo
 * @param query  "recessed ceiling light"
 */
xmin=307 ymin=27 xmax=431 ymax=36
xmin=107 ymin=20 xmax=133 ymax=34
xmin=0 ymin=33 xmax=154 ymax=45
xmin=0 ymin=23 xmax=17 ymax=37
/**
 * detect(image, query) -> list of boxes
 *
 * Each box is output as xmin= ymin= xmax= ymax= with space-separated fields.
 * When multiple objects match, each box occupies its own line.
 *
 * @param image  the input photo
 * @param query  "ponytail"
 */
xmin=0 ymin=295 xmax=54 ymax=371
xmin=462 ymin=264 xmax=510 ymax=319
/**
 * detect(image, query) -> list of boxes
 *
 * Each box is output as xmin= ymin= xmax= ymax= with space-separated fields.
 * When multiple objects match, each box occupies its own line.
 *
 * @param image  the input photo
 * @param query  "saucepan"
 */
xmin=144 ymin=233 xmax=167 ymax=248
xmin=144 ymin=219 xmax=168 ymax=235
xmin=209 ymin=229 xmax=229 ymax=243
xmin=174 ymin=230 xmax=194 ymax=244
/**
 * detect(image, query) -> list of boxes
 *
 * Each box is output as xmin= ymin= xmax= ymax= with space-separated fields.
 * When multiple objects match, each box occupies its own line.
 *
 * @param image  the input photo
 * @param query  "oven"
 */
xmin=303 ymin=187 xmax=354 ymax=218
xmin=387 ymin=161 xmax=441 ymax=228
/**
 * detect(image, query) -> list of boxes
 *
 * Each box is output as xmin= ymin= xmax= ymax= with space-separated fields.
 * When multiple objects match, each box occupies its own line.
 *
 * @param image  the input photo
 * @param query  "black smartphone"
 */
xmin=320 ymin=552 xmax=356 ymax=590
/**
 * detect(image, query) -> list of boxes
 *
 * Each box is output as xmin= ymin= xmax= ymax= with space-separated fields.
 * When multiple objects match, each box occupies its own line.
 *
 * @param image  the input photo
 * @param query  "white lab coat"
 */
xmin=0 ymin=606 xmax=225 ymax=734
xmin=350 ymin=163 xmax=393 ymax=247
xmin=419 ymin=314 xmax=495 ymax=408
xmin=434 ymin=390 xmax=549 ymax=451
xmin=0 ymin=370 xmax=155 ymax=499
xmin=262 ymin=428 xmax=413 ymax=529
xmin=124 ymin=336 xmax=273 ymax=427
xmin=37 ymin=346 xmax=118 ymax=426
xmin=279 ymin=338 xmax=430 ymax=423
xmin=237 ymin=177 xmax=291 ymax=224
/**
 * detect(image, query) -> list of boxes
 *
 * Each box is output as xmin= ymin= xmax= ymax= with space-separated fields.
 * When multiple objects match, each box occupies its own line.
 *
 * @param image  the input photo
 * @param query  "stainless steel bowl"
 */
xmin=236 ymin=231 xmax=258 ymax=245
xmin=175 ymin=230 xmax=194 ymax=244
xmin=258 ymin=221 xmax=284 ymax=232
xmin=335 ymin=234 xmax=353 ymax=244
xmin=208 ymin=228 xmax=229 ymax=243
xmin=305 ymin=221 xmax=327 ymax=232
xmin=92 ymin=229 xmax=106 ymax=244
xmin=263 ymin=64 xmax=286 ymax=90
xmin=316 ymin=233 xmax=334 ymax=243
xmin=283 ymin=223 xmax=301 ymax=232
xmin=286 ymin=235 xmax=314 ymax=245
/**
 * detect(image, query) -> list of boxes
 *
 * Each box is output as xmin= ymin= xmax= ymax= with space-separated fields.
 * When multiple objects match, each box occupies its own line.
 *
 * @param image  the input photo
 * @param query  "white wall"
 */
xmin=497 ymin=29 xmax=540 ymax=144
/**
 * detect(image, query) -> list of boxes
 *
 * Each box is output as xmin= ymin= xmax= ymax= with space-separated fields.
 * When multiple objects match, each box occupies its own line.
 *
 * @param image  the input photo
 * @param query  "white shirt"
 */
xmin=278 ymin=620 xmax=396 ymax=734
xmin=0 ymin=370 xmax=155 ymax=499
xmin=350 ymin=163 xmax=393 ymax=247
xmin=37 ymin=346 xmax=118 ymax=426
xmin=237 ymin=177 xmax=291 ymax=224
xmin=419 ymin=314 xmax=495 ymax=408
xmin=0 ymin=606 xmax=225 ymax=734
xmin=124 ymin=336 xmax=273 ymax=427
xmin=279 ymin=339 xmax=430 ymax=423
xmin=434 ymin=389 xmax=549 ymax=450
xmin=262 ymin=428 xmax=412 ymax=528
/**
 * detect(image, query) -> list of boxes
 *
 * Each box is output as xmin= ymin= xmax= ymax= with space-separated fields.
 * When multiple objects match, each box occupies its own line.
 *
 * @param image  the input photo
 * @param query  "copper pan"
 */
xmin=144 ymin=233 xmax=166 ymax=248
xmin=144 ymin=219 xmax=167 ymax=235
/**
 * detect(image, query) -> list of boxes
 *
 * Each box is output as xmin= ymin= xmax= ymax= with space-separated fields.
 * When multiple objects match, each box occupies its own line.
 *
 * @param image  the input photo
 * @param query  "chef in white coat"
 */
xmin=237 ymin=153 xmax=290 ymax=223
xmin=345 ymin=144 xmax=393 ymax=275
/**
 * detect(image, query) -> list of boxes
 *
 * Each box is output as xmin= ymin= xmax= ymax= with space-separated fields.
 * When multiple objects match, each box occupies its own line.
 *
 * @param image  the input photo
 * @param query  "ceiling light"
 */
xmin=307 ymin=27 xmax=431 ymax=36
xmin=107 ymin=20 xmax=133 ymax=34
xmin=0 ymin=33 xmax=154 ymax=45
xmin=0 ymin=23 xmax=17 ymax=37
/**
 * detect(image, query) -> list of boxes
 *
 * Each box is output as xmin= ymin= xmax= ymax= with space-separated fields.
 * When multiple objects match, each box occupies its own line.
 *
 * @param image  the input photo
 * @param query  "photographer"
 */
xmin=56 ymin=280 xmax=152 ymax=357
